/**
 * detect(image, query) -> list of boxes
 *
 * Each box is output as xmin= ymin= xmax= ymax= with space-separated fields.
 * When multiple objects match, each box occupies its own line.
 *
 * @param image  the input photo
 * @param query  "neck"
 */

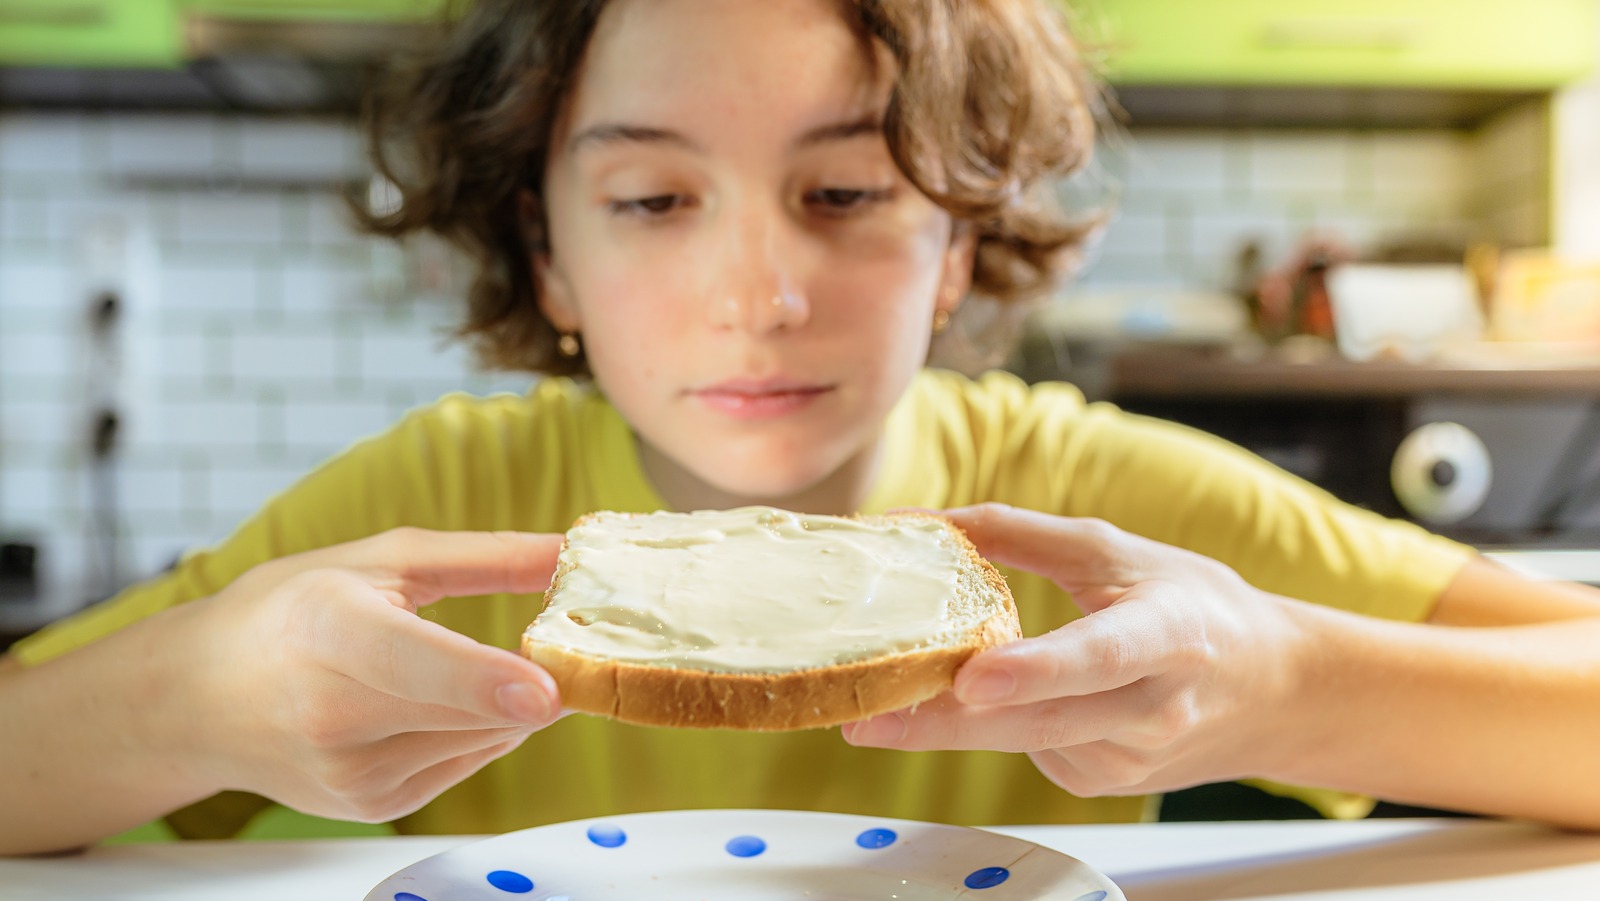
xmin=636 ymin=435 xmax=883 ymax=516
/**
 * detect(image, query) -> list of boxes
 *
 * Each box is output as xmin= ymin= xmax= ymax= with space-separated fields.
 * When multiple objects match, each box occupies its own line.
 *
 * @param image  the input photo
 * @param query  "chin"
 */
xmin=638 ymin=408 xmax=881 ymax=510
xmin=692 ymin=458 xmax=833 ymax=506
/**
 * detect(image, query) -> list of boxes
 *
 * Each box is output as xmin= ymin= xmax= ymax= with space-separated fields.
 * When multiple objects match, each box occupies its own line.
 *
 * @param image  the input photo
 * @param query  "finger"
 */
xmin=339 ymin=680 xmax=539 ymax=733
xmin=368 ymin=725 xmax=536 ymax=793
xmin=951 ymin=586 xmax=1187 ymax=705
xmin=292 ymin=528 xmax=564 ymax=606
xmin=380 ymin=529 xmax=565 ymax=604
xmin=843 ymin=684 xmax=1151 ymax=753
xmin=1026 ymin=748 xmax=1144 ymax=798
xmin=292 ymin=673 xmax=536 ymax=748
xmin=386 ymin=733 xmax=529 ymax=821
xmin=306 ymin=573 xmax=561 ymax=725
xmin=942 ymin=504 xmax=1181 ymax=601
xmin=1026 ymin=748 xmax=1099 ymax=797
xmin=1032 ymin=742 xmax=1197 ymax=796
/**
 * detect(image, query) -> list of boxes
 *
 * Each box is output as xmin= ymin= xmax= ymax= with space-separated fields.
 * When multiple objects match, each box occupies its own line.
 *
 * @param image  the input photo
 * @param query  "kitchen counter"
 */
xmin=4 ymin=817 xmax=1600 ymax=899
xmin=1110 ymin=346 xmax=1600 ymax=398
xmin=1484 ymin=548 xmax=1600 ymax=583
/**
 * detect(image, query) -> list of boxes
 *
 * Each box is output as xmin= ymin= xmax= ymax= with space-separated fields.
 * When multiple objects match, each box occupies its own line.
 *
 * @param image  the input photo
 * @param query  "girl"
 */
xmin=4 ymin=0 xmax=1599 ymax=856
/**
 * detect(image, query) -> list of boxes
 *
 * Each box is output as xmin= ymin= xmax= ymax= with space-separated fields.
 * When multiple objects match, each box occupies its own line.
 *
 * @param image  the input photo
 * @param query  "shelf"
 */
xmin=1110 ymin=347 xmax=1600 ymax=398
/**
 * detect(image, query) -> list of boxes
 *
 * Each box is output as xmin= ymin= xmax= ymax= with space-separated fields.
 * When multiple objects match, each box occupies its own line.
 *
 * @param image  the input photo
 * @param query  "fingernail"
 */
xmin=959 ymin=670 xmax=1015 ymax=705
xmin=496 ymin=682 xmax=554 ymax=724
xmin=848 ymin=713 xmax=907 ymax=745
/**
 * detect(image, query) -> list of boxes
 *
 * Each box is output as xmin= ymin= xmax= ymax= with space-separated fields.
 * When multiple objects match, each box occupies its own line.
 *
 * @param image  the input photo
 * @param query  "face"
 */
xmin=537 ymin=0 xmax=973 ymax=507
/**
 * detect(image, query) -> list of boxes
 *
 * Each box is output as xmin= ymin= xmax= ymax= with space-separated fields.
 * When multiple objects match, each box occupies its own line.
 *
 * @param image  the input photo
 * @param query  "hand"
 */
xmin=169 ymin=528 xmax=565 ymax=823
xmin=841 ymin=504 xmax=1311 ymax=797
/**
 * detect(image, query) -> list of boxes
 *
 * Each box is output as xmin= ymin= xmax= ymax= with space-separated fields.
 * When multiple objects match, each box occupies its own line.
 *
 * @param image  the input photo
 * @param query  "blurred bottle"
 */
xmin=1244 ymin=233 xmax=1354 ymax=344
xmin=1293 ymin=245 xmax=1338 ymax=341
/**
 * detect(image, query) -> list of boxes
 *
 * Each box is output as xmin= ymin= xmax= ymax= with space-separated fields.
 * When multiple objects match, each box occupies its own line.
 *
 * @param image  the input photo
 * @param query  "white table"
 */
xmin=3 ymin=818 xmax=1599 ymax=899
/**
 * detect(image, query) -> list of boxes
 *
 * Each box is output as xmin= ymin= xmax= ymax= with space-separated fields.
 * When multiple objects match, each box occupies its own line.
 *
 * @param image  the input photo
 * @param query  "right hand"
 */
xmin=843 ymin=505 xmax=1308 ymax=798
xmin=171 ymin=527 xmax=564 ymax=823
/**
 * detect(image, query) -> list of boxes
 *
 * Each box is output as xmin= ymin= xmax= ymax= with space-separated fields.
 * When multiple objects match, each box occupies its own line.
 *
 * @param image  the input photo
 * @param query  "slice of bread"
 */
xmin=520 ymin=506 xmax=1020 ymax=731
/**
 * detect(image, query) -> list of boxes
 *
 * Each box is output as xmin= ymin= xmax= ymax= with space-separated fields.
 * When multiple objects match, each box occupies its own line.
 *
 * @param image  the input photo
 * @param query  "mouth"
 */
xmin=690 ymin=378 xmax=835 ymax=420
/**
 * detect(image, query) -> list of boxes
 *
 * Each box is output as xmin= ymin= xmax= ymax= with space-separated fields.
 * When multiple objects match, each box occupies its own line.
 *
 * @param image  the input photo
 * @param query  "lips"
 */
xmin=691 ymin=378 xmax=834 ymax=420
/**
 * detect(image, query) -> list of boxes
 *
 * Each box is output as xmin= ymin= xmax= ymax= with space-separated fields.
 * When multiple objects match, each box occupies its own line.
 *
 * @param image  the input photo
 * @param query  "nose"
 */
xmin=707 ymin=200 xmax=810 ymax=335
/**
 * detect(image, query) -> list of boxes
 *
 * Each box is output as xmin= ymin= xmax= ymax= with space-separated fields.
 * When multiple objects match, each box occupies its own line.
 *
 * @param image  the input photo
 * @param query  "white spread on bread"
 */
xmin=527 ymin=507 xmax=963 ymax=672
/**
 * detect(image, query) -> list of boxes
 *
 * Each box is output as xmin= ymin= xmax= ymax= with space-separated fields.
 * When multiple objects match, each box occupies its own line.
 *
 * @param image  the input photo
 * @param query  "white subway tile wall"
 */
xmin=0 ymin=110 xmax=1550 ymax=618
xmin=1072 ymin=108 xmax=1547 ymax=293
xmin=1470 ymin=101 xmax=1552 ymax=249
xmin=1556 ymin=31 xmax=1600 ymax=258
xmin=106 ymin=116 xmax=219 ymax=180
xmin=0 ymin=113 xmax=533 ymax=617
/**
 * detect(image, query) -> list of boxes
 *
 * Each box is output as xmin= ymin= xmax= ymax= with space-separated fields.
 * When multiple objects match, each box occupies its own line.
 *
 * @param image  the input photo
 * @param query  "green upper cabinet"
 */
xmin=181 ymin=0 xmax=449 ymax=23
xmin=1073 ymin=0 xmax=1597 ymax=89
xmin=0 ymin=0 xmax=181 ymax=67
xmin=0 ymin=0 xmax=452 ymax=68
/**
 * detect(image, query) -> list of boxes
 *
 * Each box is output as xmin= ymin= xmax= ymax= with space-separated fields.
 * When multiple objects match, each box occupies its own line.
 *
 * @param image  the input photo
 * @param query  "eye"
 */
xmin=804 ymin=187 xmax=893 ymax=216
xmin=608 ymin=194 xmax=693 ymax=217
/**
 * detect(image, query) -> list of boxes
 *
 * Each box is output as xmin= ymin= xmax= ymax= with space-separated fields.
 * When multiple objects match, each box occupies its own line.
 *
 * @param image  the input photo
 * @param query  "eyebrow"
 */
xmin=793 ymin=114 xmax=883 ymax=148
xmin=567 ymin=114 xmax=884 ymax=156
xmin=568 ymin=124 xmax=698 ymax=155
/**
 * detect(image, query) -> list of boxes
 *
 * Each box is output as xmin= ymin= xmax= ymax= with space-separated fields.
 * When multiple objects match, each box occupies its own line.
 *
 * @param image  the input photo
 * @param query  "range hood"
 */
xmin=1109 ymin=83 xmax=1545 ymax=130
xmin=0 ymin=11 xmax=1556 ymax=128
xmin=0 ymin=12 xmax=435 ymax=113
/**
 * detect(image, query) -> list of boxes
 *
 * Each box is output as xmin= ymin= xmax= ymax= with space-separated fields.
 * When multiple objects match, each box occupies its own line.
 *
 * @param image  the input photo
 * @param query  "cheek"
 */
xmin=815 ymin=225 xmax=946 ymax=328
xmin=573 ymin=270 xmax=694 ymax=386
xmin=563 ymin=217 xmax=706 ymax=331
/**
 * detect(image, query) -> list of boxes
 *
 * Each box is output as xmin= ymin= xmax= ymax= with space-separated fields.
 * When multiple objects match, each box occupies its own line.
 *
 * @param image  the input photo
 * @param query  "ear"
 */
xmin=523 ymin=188 xmax=581 ymax=332
xmin=938 ymin=223 xmax=978 ymax=314
xmin=535 ymin=254 xmax=581 ymax=333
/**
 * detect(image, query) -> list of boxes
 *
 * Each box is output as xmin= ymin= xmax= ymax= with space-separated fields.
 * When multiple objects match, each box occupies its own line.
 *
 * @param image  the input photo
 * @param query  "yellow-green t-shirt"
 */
xmin=11 ymin=369 xmax=1473 ymax=835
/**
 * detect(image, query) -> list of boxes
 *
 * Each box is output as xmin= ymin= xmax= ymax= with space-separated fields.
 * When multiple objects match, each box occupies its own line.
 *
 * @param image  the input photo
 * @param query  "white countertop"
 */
xmin=3 ymin=818 xmax=1599 ymax=900
xmin=1483 ymin=548 xmax=1600 ymax=584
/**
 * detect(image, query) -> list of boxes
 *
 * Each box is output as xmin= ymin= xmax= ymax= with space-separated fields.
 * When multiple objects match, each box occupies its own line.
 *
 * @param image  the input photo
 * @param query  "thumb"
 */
xmin=319 ymin=527 xmax=564 ymax=606
xmin=942 ymin=504 xmax=1164 ymax=597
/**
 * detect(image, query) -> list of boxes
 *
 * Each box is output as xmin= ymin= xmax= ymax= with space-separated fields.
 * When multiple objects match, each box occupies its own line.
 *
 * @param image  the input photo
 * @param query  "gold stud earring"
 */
xmin=931 ymin=309 xmax=951 ymax=336
xmin=557 ymin=332 xmax=581 ymax=358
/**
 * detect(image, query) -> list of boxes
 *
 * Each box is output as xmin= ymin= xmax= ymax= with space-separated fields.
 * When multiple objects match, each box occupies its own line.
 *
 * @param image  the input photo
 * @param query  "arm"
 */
xmin=1429 ymin=555 xmax=1600 ymax=626
xmin=844 ymin=505 xmax=1600 ymax=830
xmin=0 ymin=529 xmax=564 ymax=856
xmin=1286 ymin=567 xmax=1600 ymax=828
xmin=0 ymin=607 xmax=236 ymax=854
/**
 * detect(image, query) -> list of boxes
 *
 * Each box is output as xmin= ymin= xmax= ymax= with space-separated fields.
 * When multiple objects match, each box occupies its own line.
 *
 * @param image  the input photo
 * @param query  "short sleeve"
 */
xmin=1013 ymin=382 xmax=1473 ymax=622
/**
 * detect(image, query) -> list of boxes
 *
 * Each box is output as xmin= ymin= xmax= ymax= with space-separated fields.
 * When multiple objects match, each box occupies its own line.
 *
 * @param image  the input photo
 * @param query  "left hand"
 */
xmin=841 ymin=504 xmax=1314 ymax=797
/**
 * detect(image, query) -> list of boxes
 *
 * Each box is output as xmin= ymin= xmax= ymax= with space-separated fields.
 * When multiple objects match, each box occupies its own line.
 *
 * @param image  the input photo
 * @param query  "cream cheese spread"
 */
xmin=526 ymin=506 xmax=964 ymax=672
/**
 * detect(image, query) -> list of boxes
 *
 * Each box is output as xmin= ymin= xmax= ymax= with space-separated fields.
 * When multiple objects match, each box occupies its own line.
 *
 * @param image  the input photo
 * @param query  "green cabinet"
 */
xmin=182 ymin=0 xmax=449 ymax=23
xmin=1074 ymin=0 xmax=1597 ymax=89
xmin=0 ymin=0 xmax=181 ymax=67
xmin=0 ymin=0 xmax=452 ymax=68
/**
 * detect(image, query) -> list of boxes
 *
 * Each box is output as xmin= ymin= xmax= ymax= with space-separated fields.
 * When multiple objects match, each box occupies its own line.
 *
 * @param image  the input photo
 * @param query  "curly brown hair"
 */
xmin=356 ymin=0 xmax=1104 ymax=377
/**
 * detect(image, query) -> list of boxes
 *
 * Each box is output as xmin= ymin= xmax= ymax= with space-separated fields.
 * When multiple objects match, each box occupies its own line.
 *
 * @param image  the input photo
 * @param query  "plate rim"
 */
xmin=364 ymin=807 xmax=1122 ymax=901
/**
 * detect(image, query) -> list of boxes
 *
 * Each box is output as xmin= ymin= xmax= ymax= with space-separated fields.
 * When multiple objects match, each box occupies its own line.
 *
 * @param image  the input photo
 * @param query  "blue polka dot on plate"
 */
xmin=393 ymin=893 xmax=427 ymax=901
xmin=725 ymin=835 xmax=768 ymax=857
xmin=1073 ymin=892 xmax=1108 ymax=901
xmin=965 ymin=865 xmax=1011 ymax=889
xmin=855 ymin=828 xmax=898 ymax=849
xmin=485 ymin=869 xmax=535 ymax=893
xmin=587 ymin=823 xmax=627 ymax=848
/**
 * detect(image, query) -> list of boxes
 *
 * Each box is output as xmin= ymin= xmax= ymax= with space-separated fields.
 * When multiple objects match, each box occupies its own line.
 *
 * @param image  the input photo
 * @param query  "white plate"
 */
xmin=366 ymin=809 xmax=1124 ymax=901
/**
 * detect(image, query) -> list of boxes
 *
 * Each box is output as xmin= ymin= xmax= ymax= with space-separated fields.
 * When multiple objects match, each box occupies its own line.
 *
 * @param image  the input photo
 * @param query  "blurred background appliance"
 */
xmin=1106 ymin=350 xmax=1600 ymax=561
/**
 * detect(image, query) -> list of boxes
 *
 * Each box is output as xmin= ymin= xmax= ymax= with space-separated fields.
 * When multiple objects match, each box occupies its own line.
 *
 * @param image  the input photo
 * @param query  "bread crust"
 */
xmin=520 ymin=510 xmax=1021 ymax=731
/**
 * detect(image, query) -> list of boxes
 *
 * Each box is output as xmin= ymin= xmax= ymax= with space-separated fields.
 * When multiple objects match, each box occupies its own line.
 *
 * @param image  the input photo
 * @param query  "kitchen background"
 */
xmin=3 ymin=1 xmax=1600 ymax=640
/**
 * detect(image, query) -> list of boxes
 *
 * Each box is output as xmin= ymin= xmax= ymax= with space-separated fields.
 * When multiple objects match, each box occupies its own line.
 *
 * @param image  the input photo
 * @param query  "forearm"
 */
xmin=0 ymin=605 xmax=222 ymax=855
xmin=1277 ymin=602 xmax=1600 ymax=829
